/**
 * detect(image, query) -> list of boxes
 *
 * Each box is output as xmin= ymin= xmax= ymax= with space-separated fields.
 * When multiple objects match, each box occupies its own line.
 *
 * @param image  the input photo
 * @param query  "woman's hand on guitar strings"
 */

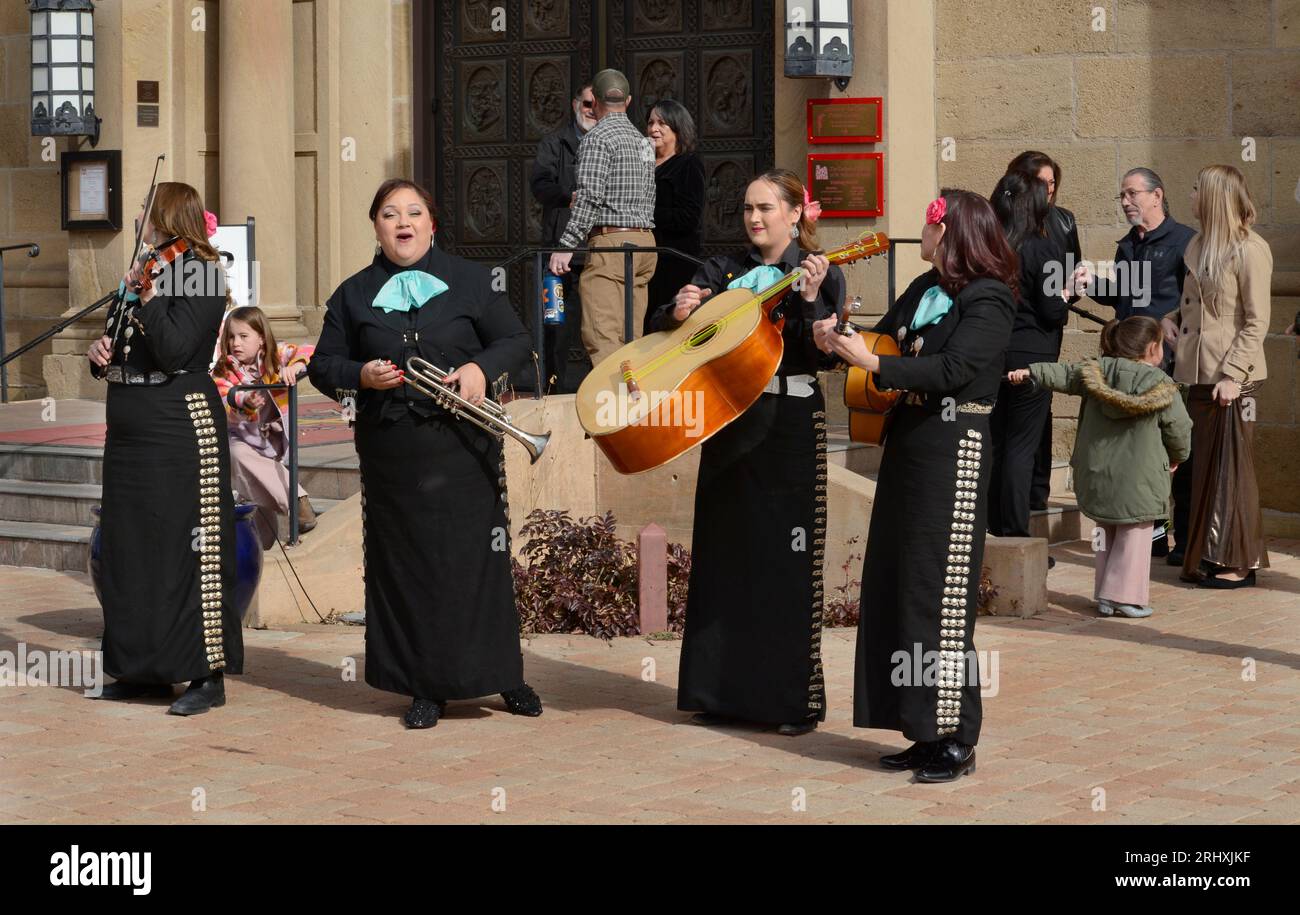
xmin=671 ymin=285 xmax=711 ymax=323
xmin=798 ymin=254 xmax=830 ymax=302
xmin=814 ymin=316 xmax=878 ymax=371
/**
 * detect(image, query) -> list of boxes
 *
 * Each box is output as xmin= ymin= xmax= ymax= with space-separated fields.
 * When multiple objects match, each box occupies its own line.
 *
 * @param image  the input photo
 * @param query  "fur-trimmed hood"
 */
xmin=1078 ymin=357 xmax=1178 ymax=420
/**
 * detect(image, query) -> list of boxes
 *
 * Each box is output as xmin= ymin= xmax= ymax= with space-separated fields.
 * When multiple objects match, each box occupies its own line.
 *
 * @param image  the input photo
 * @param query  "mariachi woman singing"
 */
xmin=651 ymin=168 xmax=843 ymax=736
xmin=309 ymin=179 xmax=540 ymax=729
xmin=816 ymin=190 xmax=1016 ymax=781
xmin=88 ymin=182 xmax=241 ymax=715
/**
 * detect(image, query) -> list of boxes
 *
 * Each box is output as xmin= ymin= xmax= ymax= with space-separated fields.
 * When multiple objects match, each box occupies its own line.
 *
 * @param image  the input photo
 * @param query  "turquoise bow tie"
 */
xmin=726 ymin=264 xmax=786 ymax=294
xmin=910 ymin=285 xmax=954 ymax=330
xmin=372 ymin=271 xmax=448 ymax=313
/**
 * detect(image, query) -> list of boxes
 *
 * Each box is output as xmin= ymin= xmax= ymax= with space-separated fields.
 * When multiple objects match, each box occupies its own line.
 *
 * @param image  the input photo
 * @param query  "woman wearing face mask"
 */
xmin=649 ymin=168 xmax=843 ymax=737
xmin=308 ymin=179 xmax=539 ymax=730
xmin=815 ymin=190 xmax=1017 ymax=782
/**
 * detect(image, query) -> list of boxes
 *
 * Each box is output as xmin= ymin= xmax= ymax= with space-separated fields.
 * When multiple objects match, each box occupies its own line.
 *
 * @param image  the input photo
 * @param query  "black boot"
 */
xmin=94 ymin=681 xmax=173 ymax=701
xmin=915 ymin=738 xmax=976 ymax=783
xmin=501 ymin=683 xmax=543 ymax=717
xmin=880 ymin=741 xmax=937 ymax=771
xmin=167 ymin=672 xmax=225 ymax=716
xmin=403 ymin=698 xmax=446 ymax=729
xmin=776 ymin=717 xmax=818 ymax=737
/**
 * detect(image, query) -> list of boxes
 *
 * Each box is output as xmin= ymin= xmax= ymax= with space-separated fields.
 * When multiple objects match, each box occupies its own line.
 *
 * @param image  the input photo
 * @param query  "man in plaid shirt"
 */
xmin=549 ymin=69 xmax=657 ymax=366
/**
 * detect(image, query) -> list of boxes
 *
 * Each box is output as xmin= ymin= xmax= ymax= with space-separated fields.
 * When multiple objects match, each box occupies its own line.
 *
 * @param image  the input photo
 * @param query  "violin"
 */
xmin=126 ymin=236 xmax=190 ymax=297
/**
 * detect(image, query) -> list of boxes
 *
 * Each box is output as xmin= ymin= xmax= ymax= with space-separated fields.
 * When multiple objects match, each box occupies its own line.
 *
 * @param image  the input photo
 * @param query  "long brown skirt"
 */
xmin=1182 ymin=382 xmax=1269 ymax=577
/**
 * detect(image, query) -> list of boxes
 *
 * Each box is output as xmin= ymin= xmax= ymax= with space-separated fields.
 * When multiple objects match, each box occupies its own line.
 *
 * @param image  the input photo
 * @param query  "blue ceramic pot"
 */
xmin=89 ymin=502 xmax=264 ymax=620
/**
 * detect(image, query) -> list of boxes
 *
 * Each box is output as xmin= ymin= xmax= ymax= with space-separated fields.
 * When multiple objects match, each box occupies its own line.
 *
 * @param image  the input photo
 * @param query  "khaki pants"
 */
xmin=579 ymin=229 xmax=657 ymax=366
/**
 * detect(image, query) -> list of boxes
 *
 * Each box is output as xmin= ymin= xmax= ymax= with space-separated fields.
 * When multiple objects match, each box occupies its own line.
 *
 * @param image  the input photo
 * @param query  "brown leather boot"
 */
xmin=297 ymin=495 xmax=317 ymax=534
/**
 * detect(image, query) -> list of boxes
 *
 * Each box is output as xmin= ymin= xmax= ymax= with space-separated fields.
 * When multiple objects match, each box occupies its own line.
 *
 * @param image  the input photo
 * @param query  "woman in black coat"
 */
xmin=644 ymin=99 xmax=706 ymax=335
xmin=308 ymin=179 xmax=540 ymax=730
xmin=1007 ymin=151 xmax=1082 ymax=510
xmin=987 ymin=170 xmax=1070 ymax=538
xmin=87 ymin=182 xmax=241 ymax=716
xmin=816 ymin=189 xmax=1017 ymax=782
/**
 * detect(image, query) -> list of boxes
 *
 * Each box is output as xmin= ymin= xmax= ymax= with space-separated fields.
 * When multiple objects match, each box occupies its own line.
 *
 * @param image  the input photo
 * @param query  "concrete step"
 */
xmin=0 ymin=496 xmax=338 ymax=570
xmin=0 ymin=520 xmax=91 ymax=572
xmin=1030 ymin=494 xmax=1088 ymax=545
xmin=0 ymin=444 xmax=104 ymax=485
xmin=0 ymin=479 xmax=100 ymax=526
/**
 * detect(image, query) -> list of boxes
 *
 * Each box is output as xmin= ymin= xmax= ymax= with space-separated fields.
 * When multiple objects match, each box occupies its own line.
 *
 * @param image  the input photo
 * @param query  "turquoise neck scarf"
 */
xmin=726 ymin=264 xmax=786 ymax=294
xmin=372 ymin=270 xmax=448 ymax=313
xmin=910 ymin=285 xmax=954 ymax=330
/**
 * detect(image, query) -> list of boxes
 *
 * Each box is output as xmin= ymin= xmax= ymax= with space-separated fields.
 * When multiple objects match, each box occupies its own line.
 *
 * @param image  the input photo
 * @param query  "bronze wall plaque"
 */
xmin=807 ymin=97 xmax=882 ymax=144
xmin=807 ymin=153 xmax=884 ymax=218
xmin=137 ymin=105 xmax=159 ymax=128
xmin=137 ymin=80 xmax=159 ymax=103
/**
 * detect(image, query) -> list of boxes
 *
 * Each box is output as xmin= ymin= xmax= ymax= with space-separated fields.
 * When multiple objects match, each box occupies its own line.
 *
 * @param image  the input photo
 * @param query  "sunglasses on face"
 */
xmin=580 ymin=100 xmax=595 ymax=109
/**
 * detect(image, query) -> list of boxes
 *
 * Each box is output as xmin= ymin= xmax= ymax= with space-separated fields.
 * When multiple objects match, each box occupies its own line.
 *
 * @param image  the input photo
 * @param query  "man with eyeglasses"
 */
xmin=1074 ymin=166 xmax=1196 ymax=564
xmin=531 ymin=83 xmax=597 ymax=391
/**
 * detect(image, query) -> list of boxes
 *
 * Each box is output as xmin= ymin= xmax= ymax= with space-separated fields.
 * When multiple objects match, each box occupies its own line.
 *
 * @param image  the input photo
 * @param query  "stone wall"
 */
xmin=0 ymin=2 xmax=66 ymax=402
xmin=935 ymin=0 xmax=1300 ymax=535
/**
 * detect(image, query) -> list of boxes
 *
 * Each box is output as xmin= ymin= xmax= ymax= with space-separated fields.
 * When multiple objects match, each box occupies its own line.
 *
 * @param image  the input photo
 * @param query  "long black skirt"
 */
xmin=100 ymin=374 xmax=242 ymax=683
xmin=854 ymin=404 xmax=988 ymax=745
xmin=355 ymin=411 xmax=524 ymax=700
xmin=677 ymin=389 xmax=827 ymax=724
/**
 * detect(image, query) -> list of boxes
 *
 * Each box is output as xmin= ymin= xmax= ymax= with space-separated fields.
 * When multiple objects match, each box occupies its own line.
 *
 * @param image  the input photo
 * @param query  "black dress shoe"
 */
xmin=403 ymin=698 xmax=446 ymax=729
xmin=1150 ymin=537 xmax=1169 ymax=558
xmin=94 ymin=681 xmax=173 ymax=701
xmin=915 ymin=738 xmax=976 ymax=783
xmin=1166 ymin=549 xmax=1185 ymax=566
xmin=1198 ymin=570 xmax=1256 ymax=590
xmin=776 ymin=718 xmax=818 ymax=737
xmin=167 ymin=673 xmax=225 ymax=716
xmin=1047 ymin=556 xmax=1057 ymax=570
xmin=501 ymin=683 xmax=543 ymax=717
xmin=688 ymin=712 xmax=733 ymax=726
xmin=880 ymin=741 xmax=937 ymax=771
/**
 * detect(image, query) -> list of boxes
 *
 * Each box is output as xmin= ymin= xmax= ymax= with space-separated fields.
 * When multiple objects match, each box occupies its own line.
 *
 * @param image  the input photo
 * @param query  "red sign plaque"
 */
xmin=807 ymin=97 xmax=883 ymax=144
xmin=807 ymin=153 xmax=885 ymax=219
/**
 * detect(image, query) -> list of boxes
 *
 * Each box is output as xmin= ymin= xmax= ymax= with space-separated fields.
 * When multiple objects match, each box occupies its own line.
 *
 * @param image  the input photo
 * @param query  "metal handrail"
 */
xmin=0 ymin=243 xmax=42 ymax=403
xmin=226 ymin=381 xmax=302 ymax=546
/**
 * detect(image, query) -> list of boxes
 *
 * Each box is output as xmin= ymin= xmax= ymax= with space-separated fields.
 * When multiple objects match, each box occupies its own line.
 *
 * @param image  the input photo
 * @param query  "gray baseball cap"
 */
xmin=592 ymin=68 xmax=630 ymax=103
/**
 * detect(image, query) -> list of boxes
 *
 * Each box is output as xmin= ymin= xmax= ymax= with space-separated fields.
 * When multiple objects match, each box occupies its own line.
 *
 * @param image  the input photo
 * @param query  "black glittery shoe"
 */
xmin=167 ymin=673 xmax=225 ymax=716
xmin=403 ymin=698 xmax=446 ymax=729
xmin=879 ymin=741 xmax=937 ymax=771
xmin=915 ymin=738 xmax=976 ymax=783
xmin=501 ymin=683 xmax=543 ymax=717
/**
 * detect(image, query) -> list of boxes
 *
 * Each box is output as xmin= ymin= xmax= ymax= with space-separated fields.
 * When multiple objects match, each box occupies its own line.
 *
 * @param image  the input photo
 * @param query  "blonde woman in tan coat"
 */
xmin=1160 ymin=165 xmax=1271 ymax=588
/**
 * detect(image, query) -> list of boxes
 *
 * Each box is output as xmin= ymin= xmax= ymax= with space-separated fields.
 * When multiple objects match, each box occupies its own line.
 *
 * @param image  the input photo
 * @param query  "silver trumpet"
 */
xmin=402 ymin=356 xmax=551 ymax=464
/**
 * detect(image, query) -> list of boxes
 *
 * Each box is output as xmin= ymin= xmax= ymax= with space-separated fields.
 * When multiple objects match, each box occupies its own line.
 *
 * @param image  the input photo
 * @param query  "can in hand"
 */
xmin=542 ymin=271 xmax=566 ymax=325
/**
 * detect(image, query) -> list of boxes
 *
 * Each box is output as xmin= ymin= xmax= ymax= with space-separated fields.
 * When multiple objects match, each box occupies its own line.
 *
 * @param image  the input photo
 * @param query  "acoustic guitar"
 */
xmin=839 ymin=295 xmax=903 ymax=446
xmin=575 ymin=231 xmax=889 ymax=474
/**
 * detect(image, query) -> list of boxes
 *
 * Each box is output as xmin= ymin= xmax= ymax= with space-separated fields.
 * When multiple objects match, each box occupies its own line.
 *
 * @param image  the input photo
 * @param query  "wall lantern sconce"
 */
xmin=784 ymin=0 xmax=854 ymax=91
xmin=30 ymin=0 xmax=100 ymax=146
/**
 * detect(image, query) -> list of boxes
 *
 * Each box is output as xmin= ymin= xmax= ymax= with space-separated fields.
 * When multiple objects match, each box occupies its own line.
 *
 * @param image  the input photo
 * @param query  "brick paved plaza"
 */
xmin=2 ymin=539 xmax=1298 ymax=825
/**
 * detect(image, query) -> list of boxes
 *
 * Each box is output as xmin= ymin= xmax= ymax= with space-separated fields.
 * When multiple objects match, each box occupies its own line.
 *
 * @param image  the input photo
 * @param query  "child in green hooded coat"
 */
xmin=1009 ymin=316 xmax=1192 ymax=618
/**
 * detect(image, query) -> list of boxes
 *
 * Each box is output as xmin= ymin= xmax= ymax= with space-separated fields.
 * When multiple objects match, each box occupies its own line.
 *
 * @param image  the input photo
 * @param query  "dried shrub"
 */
xmin=512 ymin=509 xmax=690 ymax=639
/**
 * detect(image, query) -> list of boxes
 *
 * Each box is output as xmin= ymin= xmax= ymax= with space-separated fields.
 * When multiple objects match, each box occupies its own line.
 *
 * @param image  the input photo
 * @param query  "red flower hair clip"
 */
xmin=802 ymin=187 xmax=822 ymax=223
xmin=925 ymin=197 xmax=947 ymax=226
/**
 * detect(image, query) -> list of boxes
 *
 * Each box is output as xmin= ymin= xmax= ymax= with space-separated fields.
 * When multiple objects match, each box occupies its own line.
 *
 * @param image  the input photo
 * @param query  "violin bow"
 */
xmin=97 ymin=154 xmax=166 ymax=376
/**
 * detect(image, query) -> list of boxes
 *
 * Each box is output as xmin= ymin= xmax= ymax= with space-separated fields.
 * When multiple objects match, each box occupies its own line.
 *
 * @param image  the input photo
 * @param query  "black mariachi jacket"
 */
xmin=872 ymin=269 xmax=1016 ymax=410
xmin=308 ymin=244 xmax=530 ymax=424
xmin=94 ymin=249 xmax=227 ymax=377
xmin=648 ymin=240 xmax=844 ymax=376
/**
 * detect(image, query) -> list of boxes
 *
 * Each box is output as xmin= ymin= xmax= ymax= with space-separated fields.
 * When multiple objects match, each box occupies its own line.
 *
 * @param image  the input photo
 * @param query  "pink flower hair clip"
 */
xmin=803 ymin=187 xmax=823 ymax=223
xmin=925 ymin=197 xmax=947 ymax=226
xmin=203 ymin=210 xmax=219 ymax=238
